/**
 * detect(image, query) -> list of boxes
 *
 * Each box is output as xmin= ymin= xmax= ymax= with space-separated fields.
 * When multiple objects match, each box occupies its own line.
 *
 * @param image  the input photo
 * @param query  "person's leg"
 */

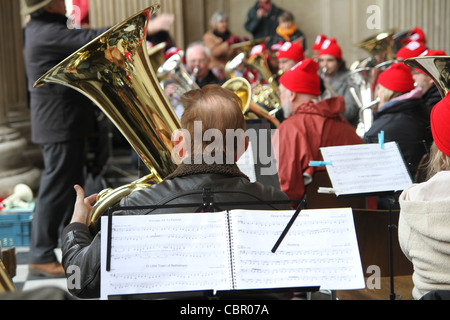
xmin=29 ymin=140 xmax=85 ymax=276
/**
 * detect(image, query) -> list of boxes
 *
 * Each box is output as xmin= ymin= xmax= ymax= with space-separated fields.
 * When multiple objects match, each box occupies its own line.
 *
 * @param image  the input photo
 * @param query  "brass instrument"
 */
xmin=247 ymin=50 xmax=282 ymax=117
xmin=157 ymin=51 xmax=199 ymax=107
xmin=34 ymin=5 xmax=180 ymax=234
xmin=147 ymin=41 xmax=167 ymax=73
xmin=351 ymin=29 xmax=397 ymax=71
xmin=404 ymin=56 xmax=450 ymax=98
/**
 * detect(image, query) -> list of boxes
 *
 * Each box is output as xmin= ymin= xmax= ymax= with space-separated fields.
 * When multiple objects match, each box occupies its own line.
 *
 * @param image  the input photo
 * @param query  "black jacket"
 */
xmin=24 ymin=13 xmax=107 ymax=144
xmin=62 ymin=163 xmax=290 ymax=299
xmin=363 ymin=98 xmax=433 ymax=178
xmin=423 ymin=85 xmax=442 ymax=116
xmin=244 ymin=1 xmax=285 ymax=40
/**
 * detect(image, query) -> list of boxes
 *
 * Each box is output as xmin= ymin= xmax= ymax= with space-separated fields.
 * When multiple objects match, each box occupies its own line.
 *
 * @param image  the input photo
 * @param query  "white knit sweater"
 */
xmin=399 ymin=170 xmax=450 ymax=300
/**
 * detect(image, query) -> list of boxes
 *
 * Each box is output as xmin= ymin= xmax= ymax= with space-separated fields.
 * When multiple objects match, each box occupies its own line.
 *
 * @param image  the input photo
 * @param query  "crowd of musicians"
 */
xmin=3 ymin=0 xmax=449 ymax=300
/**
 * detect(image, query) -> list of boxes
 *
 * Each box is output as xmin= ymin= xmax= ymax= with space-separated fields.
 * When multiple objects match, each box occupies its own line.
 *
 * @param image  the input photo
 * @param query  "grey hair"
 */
xmin=210 ymin=11 xmax=229 ymax=29
xmin=186 ymin=41 xmax=211 ymax=58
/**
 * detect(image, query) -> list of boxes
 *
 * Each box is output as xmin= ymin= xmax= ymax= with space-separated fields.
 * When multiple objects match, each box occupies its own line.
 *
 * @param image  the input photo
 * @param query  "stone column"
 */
xmin=0 ymin=0 xmax=41 ymax=199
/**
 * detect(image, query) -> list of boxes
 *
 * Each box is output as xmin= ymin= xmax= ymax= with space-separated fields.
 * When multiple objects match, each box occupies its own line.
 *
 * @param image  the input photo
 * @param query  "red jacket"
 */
xmin=273 ymin=97 xmax=363 ymax=201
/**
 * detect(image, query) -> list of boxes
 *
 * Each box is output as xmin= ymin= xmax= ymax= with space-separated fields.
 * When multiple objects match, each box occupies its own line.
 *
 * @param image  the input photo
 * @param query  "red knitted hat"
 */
xmin=377 ymin=63 xmax=415 ymax=93
xmin=406 ymin=27 xmax=427 ymax=45
xmin=319 ymin=38 xmax=342 ymax=60
xmin=165 ymin=47 xmax=182 ymax=60
xmin=279 ymin=58 xmax=321 ymax=96
xmin=431 ymin=93 xmax=450 ymax=156
xmin=277 ymin=41 xmax=304 ymax=62
xmin=312 ymin=34 xmax=327 ymax=51
xmin=396 ymin=41 xmax=426 ymax=60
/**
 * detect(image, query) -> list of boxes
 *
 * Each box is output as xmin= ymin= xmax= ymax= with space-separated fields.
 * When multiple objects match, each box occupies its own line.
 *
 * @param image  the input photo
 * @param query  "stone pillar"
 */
xmin=0 ymin=0 xmax=41 ymax=199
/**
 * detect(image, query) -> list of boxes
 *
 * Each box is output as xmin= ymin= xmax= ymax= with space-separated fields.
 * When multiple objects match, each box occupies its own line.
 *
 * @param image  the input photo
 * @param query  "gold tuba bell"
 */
xmin=34 ymin=5 xmax=180 ymax=234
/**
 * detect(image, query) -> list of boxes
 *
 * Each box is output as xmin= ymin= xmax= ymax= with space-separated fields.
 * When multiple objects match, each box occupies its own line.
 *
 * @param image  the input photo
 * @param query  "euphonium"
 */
xmin=247 ymin=51 xmax=282 ymax=116
xmin=34 ymin=5 xmax=180 ymax=234
xmin=157 ymin=51 xmax=200 ymax=107
xmin=351 ymin=29 xmax=396 ymax=71
xmin=404 ymin=56 xmax=450 ymax=98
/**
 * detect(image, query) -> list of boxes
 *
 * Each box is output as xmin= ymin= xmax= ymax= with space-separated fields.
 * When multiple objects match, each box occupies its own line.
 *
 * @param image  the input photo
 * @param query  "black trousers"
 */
xmin=29 ymin=140 xmax=85 ymax=264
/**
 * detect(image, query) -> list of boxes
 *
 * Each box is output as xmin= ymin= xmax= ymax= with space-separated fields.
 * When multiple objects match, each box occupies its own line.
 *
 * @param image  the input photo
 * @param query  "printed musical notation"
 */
xmin=100 ymin=208 xmax=365 ymax=299
xmin=320 ymin=142 xmax=413 ymax=196
xmin=229 ymin=209 xmax=364 ymax=291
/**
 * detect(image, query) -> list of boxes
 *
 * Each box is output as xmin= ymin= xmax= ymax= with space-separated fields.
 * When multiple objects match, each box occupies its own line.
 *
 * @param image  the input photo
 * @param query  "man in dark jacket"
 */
xmin=23 ymin=0 xmax=108 ymax=278
xmin=24 ymin=0 xmax=175 ymax=278
xmin=62 ymin=85 xmax=291 ymax=299
xmin=244 ymin=0 xmax=285 ymax=40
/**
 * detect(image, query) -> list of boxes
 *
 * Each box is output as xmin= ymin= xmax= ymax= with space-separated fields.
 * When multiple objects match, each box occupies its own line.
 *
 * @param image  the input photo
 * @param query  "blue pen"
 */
xmin=309 ymin=161 xmax=333 ymax=167
xmin=378 ymin=131 xmax=385 ymax=149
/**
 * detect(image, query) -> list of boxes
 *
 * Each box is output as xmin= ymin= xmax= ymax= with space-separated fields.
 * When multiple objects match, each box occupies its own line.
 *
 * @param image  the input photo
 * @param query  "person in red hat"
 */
xmin=276 ymin=41 xmax=304 ymax=74
xmin=404 ymin=27 xmax=427 ymax=45
xmin=363 ymin=63 xmax=433 ymax=208
xmin=312 ymin=34 xmax=327 ymax=60
xmin=411 ymin=49 xmax=447 ymax=114
xmin=396 ymin=40 xmax=427 ymax=61
xmin=318 ymin=38 xmax=360 ymax=127
xmin=272 ymin=59 xmax=363 ymax=202
xmin=398 ymin=91 xmax=450 ymax=300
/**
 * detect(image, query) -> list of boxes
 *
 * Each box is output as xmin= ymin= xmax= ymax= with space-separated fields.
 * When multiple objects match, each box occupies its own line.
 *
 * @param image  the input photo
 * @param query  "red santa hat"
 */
xmin=396 ymin=41 xmax=426 ymax=60
xmin=405 ymin=27 xmax=427 ymax=45
xmin=279 ymin=58 xmax=321 ymax=96
xmin=250 ymin=44 xmax=266 ymax=58
xmin=377 ymin=62 xmax=415 ymax=93
xmin=319 ymin=38 xmax=342 ymax=60
xmin=431 ymin=92 xmax=450 ymax=156
xmin=312 ymin=34 xmax=327 ymax=51
xmin=277 ymin=41 xmax=304 ymax=62
xmin=164 ymin=47 xmax=183 ymax=60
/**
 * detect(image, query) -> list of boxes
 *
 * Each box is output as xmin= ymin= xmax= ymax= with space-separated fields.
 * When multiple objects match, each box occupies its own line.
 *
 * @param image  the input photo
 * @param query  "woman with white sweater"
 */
xmin=398 ymin=92 xmax=450 ymax=300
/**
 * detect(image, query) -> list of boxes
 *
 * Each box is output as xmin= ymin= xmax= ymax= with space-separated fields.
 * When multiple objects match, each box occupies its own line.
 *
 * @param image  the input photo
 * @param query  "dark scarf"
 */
xmin=213 ymin=29 xmax=231 ymax=42
xmin=165 ymin=157 xmax=249 ymax=181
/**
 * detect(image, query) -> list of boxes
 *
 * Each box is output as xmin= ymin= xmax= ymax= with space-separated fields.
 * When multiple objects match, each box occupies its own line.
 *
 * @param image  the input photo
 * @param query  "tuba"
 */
xmin=34 ymin=5 xmax=180 ymax=234
xmin=404 ymin=56 xmax=450 ymax=98
xmin=34 ymin=5 xmax=257 ymax=234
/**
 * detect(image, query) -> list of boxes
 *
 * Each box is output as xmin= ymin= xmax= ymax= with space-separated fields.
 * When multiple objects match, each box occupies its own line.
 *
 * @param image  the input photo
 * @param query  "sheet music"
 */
xmin=230 ymin=208 xmax=365 ymax=291
xmin=320 ymin=142 xmax=413 ymax=196
xmin=100 ymin=213 xmax=231 ymax=300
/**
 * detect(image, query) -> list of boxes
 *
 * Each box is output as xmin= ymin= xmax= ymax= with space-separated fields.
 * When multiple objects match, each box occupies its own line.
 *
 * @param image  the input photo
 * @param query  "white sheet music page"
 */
xmin=100 ymin=212 xmax=231 ymax=300
xmin=229 ymin=208 xmax=365 ymax=291
xmin=320 ymin=142 xmax=413 ymax=197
